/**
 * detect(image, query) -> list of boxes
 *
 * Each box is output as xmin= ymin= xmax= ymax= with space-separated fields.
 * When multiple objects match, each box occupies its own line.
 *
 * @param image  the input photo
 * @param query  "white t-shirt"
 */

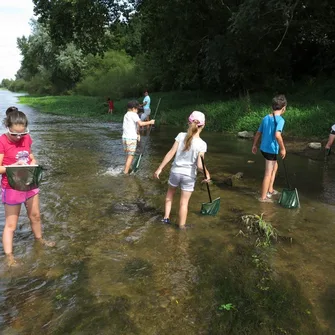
xmin=122 ymin=111 xmax=140 ymax=139
xmin=171 ymin=132 xmax=207 ymax=178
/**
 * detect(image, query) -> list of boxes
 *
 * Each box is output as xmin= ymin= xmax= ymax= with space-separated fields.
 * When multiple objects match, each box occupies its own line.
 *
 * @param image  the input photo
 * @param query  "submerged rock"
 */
xmin=308 ymin=142 xmax=322 ymax=150
xmin=111 ymin=200 xmax=156 ymax=214
xmin=213 ymin=172 xmax=243 ymax=188
xmin=238 ymin=131 xmax=254 ymax=139
xmin=233 ymin=172 xmax=244 ymax=179
xmin=112 ymin=203 xmax=141 ymax=213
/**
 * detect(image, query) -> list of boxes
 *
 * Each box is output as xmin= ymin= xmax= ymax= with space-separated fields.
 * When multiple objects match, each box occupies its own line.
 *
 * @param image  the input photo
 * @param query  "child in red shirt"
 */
xmin=107 ymin=98 xmax=114 ymax=114
xmin=0 ymin=110 xmax=55 ymax=266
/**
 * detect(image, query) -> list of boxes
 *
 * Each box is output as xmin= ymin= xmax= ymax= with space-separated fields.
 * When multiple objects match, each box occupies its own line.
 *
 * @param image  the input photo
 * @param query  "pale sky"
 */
xmin=0 ymin=0 xmax=35 ymax=81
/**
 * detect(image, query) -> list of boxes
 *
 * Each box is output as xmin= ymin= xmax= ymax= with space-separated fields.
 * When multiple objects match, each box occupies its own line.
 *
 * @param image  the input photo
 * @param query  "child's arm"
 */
xmin=0 ymin=154 xmax=6 ymax=174
xmin=29 ymin=153 xmax=37 ymax=165
xmin=138 ymin=119 xmax=155 ymax=127
xmin=154 ymin=141 xmax=179 ymax=179
xmin=197 ymin=154 xmax=210 ymax=181
xmin=275 ymin=131 xmax=286 ymax=158
xmin=252 ymin=131 xmax=261 ymax=154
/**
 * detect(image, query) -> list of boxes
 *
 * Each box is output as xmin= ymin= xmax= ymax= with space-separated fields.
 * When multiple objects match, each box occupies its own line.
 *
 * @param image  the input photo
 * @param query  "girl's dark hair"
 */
xmin=6 ymin=106 xmax=18 ymax=116
xmin=127 ymin=100 xmax=140 ymax=109
xmin=4 ymin=111 xmax=28 ymax=128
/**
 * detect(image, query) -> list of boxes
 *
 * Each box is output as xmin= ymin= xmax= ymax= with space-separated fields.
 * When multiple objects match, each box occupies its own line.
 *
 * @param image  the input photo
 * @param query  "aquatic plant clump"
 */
xmin=240 ymin=214 xmax=278 ymax=246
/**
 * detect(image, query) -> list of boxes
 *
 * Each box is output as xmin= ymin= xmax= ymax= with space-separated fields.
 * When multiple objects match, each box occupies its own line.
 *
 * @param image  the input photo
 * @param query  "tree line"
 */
xmin=2 ymin=0 xmax=335 ymax=97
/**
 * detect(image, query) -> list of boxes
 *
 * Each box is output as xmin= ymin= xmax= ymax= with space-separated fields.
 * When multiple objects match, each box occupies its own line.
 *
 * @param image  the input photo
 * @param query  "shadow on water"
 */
xmin=0 ymin=90 xmax=335 ymax=334
xmin=189 ymin=234 xmax=322 ymax=335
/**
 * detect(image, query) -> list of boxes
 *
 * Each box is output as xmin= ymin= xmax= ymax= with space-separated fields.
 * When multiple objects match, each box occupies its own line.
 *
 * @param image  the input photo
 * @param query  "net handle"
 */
xmin=201 ymin=155 xmax=212 ymax=203
xmin=140 ymin=97 xmax=162 ymax=155
xmin=273 ymin=113 xmax=291 ymax=189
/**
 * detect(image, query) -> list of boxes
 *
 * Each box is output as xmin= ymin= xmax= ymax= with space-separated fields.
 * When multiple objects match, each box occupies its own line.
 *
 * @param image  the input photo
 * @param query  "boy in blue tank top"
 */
xmin=252 ymin=95 xmax=287 ymax=202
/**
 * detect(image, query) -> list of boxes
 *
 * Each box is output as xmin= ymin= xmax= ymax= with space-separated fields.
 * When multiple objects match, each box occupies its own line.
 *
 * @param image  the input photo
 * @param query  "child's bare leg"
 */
xmin=178 ymin=190 xmax=193 ymax=228
xmin=26 ymin=194 xmax=42 ymax=239
xmin=164 ymin=186 xmax=176 ymax=219
xmin=146 ymin=115 xmax=150 ymax=130
xmin=26 ymin=195 xmax=55 ymax=247
xmin=124 ymin=155 xmax=134 ymax=174
xmin=325 ymin=134 xmax=335 ymax=149
xmin=268 ymin=161 xmax=278 ymax=194
xmin=261 ymin=160 xmax=276 ymax=199
xmin=3 ymin=204 xmax=21 ymax=255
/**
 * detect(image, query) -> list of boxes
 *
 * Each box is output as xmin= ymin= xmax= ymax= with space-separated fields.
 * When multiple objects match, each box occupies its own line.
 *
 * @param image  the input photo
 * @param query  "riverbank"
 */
xmin=18 ymin=89 xmax=334 ymax=142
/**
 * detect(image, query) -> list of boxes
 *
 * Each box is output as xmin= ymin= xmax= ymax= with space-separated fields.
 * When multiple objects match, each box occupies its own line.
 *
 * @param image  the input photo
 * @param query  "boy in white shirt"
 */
xmin=122 ymin=101 xmax=155 ymax=174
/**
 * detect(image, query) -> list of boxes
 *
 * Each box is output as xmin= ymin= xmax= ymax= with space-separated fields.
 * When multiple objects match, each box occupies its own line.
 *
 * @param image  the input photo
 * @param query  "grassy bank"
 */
xmin=18 ymin=86 xmax=335 ymax=139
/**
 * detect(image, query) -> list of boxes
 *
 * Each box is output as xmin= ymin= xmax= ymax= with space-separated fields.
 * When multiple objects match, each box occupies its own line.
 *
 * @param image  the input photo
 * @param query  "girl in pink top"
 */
xmin=0 ymin=110 xmax=54 ymax=266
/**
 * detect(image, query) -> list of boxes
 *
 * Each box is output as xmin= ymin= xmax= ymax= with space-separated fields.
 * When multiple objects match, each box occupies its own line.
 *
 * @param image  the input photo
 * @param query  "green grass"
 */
xmin=19 ymin=85 xmax=335 ymax=139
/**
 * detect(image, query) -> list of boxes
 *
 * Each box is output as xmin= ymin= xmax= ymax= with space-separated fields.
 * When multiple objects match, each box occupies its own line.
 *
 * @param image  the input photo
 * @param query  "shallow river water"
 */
xmin=0 ymin=90 xmax=334 ymax=334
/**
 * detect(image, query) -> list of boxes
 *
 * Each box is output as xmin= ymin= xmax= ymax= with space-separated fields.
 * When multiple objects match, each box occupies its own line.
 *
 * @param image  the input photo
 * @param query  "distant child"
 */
xmin=122 ymin=100 xmax=155 ymax=174
xmin=0 ymin=110 xmax=55 ymax=266
xmin=252 ymin=95 xmax=287 ymax=202
xmin=154 ymin=111 xmax=210 ymax=229
xmin=107 ymin=98 xmax=114 ymax=114
xmin=140 ymin=91 xmax=151 ymax=121
xmin=324 ymin=124 xmax=335 ymax=159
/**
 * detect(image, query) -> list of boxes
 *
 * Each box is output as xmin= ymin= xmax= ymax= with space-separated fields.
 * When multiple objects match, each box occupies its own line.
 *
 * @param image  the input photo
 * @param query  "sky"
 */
xmin=0 ymin=0 xmax=35 ymax=81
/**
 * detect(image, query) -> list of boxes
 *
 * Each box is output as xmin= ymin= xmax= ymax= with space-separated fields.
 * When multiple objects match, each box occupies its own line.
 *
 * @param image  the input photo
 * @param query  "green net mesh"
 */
xmin=200 ymin=197 xmax=221 ymax=215
xmin=5 ymin=165 xmax=44 ymax=191
xmin=131 ymin=154 xmax=142 ymax=173
xmin=278 ymin=188 xmax=300 ymax=209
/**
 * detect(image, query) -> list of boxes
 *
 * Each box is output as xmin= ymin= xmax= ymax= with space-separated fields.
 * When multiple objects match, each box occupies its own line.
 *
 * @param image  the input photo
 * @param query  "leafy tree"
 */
xmin=16 ymin=20 xmax=87 ymax=94
xmin=76 ymin=50 xmax=147 ymax=98
xmin=33 ymin=0 xmax=141 ymax=55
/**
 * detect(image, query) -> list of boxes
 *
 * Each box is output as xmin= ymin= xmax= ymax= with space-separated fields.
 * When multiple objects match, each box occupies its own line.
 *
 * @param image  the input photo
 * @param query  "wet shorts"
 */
xmin=122 ymin=138 xmax=137 ymax=156
xmin=1 ymin=188 xmax=39 ymax=206
xmin=330 ymin=124 xmax=335 ymax=135
xmin=140 ymin=108 xmax=151 ymax=121
xmin=261 ymin=150 xmax=277 ymax=161
xmin=168 ymin=172 xmax=196 ymax=192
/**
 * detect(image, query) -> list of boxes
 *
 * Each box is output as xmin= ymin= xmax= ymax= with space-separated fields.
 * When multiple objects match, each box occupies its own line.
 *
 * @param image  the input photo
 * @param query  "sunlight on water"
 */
xmin=103 ymin=165 xmax=124 ymax=176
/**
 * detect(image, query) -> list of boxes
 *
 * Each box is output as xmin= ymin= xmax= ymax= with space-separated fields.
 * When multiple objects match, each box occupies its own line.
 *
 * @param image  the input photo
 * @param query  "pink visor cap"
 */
xmin=188 ymin=111 xmax=205 ymax=126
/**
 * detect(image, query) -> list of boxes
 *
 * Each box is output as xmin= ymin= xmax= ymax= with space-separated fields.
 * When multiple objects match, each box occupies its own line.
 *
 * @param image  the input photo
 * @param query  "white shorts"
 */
xmin=168 ymin=172 xmax=195 ymax=192
xmin=141 ymin=108 xmax=151 ymax=121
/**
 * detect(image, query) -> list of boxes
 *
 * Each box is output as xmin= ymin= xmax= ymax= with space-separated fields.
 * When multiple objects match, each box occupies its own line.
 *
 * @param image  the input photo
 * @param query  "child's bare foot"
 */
xmin=36 ymin=238 xmax=56 ymax=247
xmin=178 ymin=224 xmax=193 ymax=230
xmin=5 ymin=253 xmax=19 ymax=267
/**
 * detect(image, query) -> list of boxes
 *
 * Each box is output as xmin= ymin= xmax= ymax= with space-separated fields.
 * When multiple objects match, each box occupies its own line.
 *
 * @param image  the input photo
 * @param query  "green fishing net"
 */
xmin=5 ymin=165 xmax=44 ymax=191
xmin=200 ymin=197 xmax=221 ymax=215
xmin=278 ymin=188 xmax=300 ymax=209
xmin=131 ymin=154 xmax=142 ymax=173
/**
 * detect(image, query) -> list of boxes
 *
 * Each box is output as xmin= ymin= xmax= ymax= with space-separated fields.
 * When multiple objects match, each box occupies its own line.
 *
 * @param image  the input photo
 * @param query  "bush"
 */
xmin=75 ymin=50 xmax=148 ymax=99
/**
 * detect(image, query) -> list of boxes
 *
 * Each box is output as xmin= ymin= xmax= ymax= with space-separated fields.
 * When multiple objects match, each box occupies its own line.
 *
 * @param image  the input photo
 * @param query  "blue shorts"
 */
xmin=168 ymin=172 xmax=195 ymax=192
xmin=261 ymin=150 xmax=277 ymax=161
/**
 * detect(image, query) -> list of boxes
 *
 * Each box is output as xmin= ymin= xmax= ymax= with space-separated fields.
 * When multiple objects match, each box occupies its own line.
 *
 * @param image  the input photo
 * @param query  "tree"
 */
xmin=16 ymin=20 xmax=87 ymax=94
xmin=33 ymin=0 xmax=142 ymax=55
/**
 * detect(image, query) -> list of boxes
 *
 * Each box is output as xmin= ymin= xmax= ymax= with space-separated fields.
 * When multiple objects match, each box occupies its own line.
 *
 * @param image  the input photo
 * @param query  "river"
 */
xmin=0 ymin=90 xmax=334 ymax=334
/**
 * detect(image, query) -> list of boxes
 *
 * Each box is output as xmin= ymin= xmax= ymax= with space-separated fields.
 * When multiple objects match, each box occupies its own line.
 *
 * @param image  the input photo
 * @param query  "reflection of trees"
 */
xmin=188 ymin=236 xmax=322 ymax=334
xmin=157 ymin=228 xmax=196 ymax=299
xmin=0 ymin=259 xmax=139 ymax=335
xmin=321 ymin=164 xmax=335 ymax=205
xmin=320 ymin=285 xmax=335 ymax=331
